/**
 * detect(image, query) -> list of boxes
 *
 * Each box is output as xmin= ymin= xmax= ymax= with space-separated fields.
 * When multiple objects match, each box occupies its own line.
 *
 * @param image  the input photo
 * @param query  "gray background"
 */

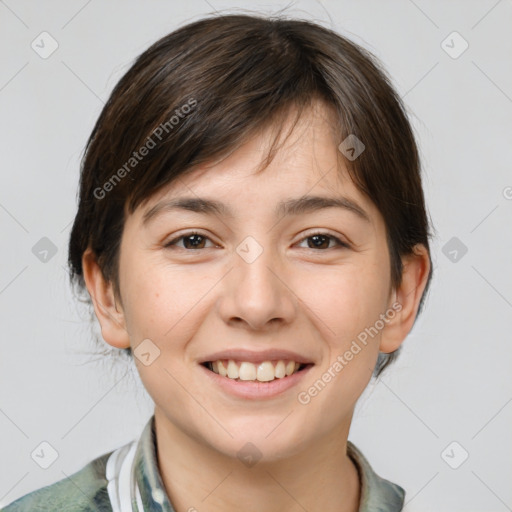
xmin=1 ymin=1 xmax=511 ymax=510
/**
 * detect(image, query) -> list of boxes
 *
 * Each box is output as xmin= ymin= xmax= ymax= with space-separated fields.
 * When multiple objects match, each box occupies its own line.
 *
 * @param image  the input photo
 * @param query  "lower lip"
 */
xmin=199 ymin=364 xmax=314 ymax=400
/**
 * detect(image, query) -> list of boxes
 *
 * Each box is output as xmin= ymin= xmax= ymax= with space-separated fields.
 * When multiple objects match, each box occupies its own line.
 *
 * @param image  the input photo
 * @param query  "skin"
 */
xmin=83 ymin=100 xmax=430 ymax=512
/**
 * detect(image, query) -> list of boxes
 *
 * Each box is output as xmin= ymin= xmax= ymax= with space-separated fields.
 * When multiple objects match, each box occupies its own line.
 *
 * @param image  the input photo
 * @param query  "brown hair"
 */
xmin=68 ymin=13 xmax=434 ymax=378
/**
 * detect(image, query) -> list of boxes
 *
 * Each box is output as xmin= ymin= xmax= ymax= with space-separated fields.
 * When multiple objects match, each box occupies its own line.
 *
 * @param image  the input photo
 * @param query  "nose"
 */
xmin=217 ymin=240 xmax=296 ymax=331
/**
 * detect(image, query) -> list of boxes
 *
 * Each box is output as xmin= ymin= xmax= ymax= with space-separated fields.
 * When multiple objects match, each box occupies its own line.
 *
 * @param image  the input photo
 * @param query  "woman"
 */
xmin=2 ymin=12 xmax=432 ymax=512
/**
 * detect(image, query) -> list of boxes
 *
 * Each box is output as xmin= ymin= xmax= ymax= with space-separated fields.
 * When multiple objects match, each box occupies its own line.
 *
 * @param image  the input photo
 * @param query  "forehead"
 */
xmin=133 ymin=100 xmax=380 ymax=225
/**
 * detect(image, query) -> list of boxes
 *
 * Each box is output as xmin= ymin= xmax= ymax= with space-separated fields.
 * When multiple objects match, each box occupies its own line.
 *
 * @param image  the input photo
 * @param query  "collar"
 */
xmin=346 ymin=440 xmax=405 ymax=510
xmin=130 ymin=415 xmax=405 ymax=512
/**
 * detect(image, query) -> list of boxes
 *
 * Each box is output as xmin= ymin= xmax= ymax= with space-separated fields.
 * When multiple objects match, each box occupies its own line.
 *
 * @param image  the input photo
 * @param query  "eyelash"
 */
xmin=164 ymin=231 xmax=350 ymax=251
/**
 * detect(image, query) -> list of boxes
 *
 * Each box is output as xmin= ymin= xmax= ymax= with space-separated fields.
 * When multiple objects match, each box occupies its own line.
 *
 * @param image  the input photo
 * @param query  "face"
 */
xmin=92 ymin=102 xmax=411 ymax=461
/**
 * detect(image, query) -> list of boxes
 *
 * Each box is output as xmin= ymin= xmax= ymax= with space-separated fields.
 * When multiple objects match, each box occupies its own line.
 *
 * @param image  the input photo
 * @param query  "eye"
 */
xmin=164 ymin=231 xmax=216 ymax=250
xmin=296 ymin=232 xmax=350 ymax=250
xmin=164 ymin=231 xmax=350 ymax=251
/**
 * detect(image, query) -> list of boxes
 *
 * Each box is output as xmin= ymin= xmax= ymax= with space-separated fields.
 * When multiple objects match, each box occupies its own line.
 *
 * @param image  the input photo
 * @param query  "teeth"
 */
xmin=285 ymin=361 xmax=295 ymax=376
xmin=217 ymin=360 xmax=227 ymax=377
xmin=227 ymin=360 xmax=239 ymax=379
xmin=239 ymin=362 xmax=257 ymax=381
xmin=208 ymin=359 xmax=304 ymax=382
xmin=257 ymin=361 xmax=275 ymax=382
xmin=274 ymin=360 xmax=286 ymax=379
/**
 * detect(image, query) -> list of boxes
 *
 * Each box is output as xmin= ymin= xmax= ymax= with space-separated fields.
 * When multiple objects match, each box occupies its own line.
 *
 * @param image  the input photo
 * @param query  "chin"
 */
xmin=201 ymin=417 xmax=314 ymax=463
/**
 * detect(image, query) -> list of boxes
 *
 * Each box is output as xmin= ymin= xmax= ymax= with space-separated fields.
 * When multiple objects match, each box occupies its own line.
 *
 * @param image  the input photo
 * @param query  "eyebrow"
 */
xmin=142 ymin=194 xmax=371 ymax=225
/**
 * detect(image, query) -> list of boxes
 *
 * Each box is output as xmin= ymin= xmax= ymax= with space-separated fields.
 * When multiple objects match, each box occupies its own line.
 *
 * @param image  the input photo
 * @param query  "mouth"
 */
xmin=200 ymin=359 xmax=313 ymax=383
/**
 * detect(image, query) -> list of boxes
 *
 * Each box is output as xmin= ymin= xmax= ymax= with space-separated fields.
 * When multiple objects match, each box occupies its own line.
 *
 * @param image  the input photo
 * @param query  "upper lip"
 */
xmin=199 ymin=349 xmax=314 ymax=365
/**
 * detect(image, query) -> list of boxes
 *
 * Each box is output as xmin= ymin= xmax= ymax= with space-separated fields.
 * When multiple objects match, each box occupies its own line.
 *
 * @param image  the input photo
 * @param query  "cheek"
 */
xmin=120 ymin=258 xmax=215 ymax=343
xmin=300 ymin=259 xmax=389 ymax=339
xmin=297 ymin=259 xmax=389 ymax=394
xmin=119 ymin=260 xmax=211 ymax=408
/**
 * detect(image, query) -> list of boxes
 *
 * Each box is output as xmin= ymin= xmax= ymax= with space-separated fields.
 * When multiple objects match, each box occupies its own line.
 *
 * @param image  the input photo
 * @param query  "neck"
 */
xmin=153 ymin=409 xmax=361 ymax=512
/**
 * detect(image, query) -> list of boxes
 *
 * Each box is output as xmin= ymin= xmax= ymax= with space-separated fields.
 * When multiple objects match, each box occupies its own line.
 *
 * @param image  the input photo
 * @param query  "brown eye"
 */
xmin=165 ymin=232 xmax=214 ymax=250
xmin=297 ymin=232 xmax=349 ymax=250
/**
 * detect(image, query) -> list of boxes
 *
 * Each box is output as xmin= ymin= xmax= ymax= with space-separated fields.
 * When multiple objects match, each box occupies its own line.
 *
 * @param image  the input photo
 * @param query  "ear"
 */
xmin=82 ymin=248 xmax=131 ymax=349
xmin=379 ymin=244 xmax=431 ymax=353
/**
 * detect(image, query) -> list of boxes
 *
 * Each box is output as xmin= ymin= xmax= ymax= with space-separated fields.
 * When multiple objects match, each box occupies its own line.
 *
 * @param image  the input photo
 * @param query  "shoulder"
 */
xmin=1 ymin=450 xmax=114 ymax=512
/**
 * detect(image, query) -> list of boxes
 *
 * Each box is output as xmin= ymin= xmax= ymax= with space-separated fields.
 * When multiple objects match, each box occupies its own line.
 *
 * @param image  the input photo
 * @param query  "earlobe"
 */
xmin=379 ymin=244 xmax=431 ymax=353
xmin=81 ymin=249 xmax=131 ymax=349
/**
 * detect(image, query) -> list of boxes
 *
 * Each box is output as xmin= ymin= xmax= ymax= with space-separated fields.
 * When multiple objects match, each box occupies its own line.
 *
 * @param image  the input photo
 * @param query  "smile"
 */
xmin=202 ymin=359 xmax=310 ymax=382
